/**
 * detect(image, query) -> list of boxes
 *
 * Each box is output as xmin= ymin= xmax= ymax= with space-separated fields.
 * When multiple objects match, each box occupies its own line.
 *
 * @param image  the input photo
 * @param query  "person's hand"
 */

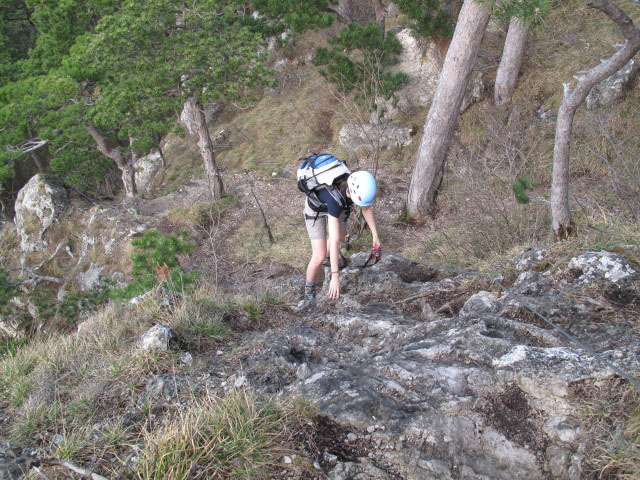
xmin=328 ymin=275 xmax=341 ymax=300
xmin=372 ymin=236 xmax=381 ymax=250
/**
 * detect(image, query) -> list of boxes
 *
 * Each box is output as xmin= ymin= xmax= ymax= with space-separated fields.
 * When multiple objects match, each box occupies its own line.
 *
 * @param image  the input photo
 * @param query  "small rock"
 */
xmin=180 ymin=352 xmax=193 ymax=365
xmin=138 ymin=324 xmax=178 ymax=352
xmin=367 ymin=425 xmax=376 ymax=433
xmin=283 ymin=455 xmax=292 ymax=464
xmin=234 ymin=376 xmax=247 ymax=388
xmin=216 ymin=350 xmax=224 ymax=356
xmin=347 ymin=433 xmax=357 ymax=443
xmin=296 ymin=363 xmax=312 ymax=380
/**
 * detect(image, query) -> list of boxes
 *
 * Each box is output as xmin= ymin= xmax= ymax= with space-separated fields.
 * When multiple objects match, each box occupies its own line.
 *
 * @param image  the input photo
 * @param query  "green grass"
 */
xmin=135 ymin=390 xmax=305 ymax=479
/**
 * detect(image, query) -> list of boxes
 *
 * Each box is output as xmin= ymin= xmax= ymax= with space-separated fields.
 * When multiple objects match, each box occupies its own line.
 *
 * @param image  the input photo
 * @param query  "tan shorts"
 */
xmin=304 ymin=202 xmax=348 ymax=239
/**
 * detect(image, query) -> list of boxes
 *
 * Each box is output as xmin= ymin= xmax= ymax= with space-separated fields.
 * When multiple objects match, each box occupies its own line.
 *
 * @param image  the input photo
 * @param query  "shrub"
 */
xmin=111 ymin=229 xmax=200 ymax=301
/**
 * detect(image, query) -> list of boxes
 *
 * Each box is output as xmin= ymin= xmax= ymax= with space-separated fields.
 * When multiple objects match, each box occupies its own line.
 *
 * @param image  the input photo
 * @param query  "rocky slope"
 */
xmin=236 ymin=249 xmax=640 ymax=479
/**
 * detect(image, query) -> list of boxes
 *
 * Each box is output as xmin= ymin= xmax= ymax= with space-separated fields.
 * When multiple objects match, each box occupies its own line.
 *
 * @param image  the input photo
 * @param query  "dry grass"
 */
xmin=578 ymin=378 xmax=640 ymax=479
xmin=216 ymin=67 xmax=343 ymax=175
xmin=0 ymin=286 xmax=308 ymax=478
xmin=135 ymin=390 xmax=311 ymax=479
xmin=230 ymin=215 xmax=310 ymax=271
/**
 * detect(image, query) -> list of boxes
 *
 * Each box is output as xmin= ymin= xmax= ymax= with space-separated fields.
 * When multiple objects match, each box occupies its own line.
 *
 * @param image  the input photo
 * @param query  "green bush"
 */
xmin=111 ymin=229 xmax=200 ymax=301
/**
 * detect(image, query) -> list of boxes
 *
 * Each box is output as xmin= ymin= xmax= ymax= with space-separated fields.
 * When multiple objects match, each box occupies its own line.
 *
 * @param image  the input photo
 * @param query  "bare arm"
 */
xmin=361 ymin=206 xmax=380 ymax=249
xmin=327 ymin=215 xmax=342 ymax=299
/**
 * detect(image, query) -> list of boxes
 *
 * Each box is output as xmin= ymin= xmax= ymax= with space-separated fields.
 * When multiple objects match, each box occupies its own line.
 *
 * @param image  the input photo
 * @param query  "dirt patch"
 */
xmin=476 ymin=384 xmax=548 ymax=456
xmin=387 ymin=258 xmax=439 ymax=283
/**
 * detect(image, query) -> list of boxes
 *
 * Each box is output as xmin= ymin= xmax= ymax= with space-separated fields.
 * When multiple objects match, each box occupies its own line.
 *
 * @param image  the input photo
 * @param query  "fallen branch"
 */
xmin=32 ymin=467 xmax=53 ymax=480
xmin=395 ymin=291 xmax=432 ymax=305
xmin=248 ymin=182 xmax=274 ymax=244
xmin=58 ymin=460 xmax=109 ymax=480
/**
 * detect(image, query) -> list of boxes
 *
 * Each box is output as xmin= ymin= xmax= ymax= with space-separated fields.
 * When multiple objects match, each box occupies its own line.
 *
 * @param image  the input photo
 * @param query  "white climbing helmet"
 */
xmin=347 ymin=171 xmax=377 ymax=207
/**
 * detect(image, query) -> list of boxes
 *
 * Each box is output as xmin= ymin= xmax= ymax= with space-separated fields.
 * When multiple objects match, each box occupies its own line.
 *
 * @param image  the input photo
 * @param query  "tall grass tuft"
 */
xmin=135 ymin=390 xmax=296 ymax=479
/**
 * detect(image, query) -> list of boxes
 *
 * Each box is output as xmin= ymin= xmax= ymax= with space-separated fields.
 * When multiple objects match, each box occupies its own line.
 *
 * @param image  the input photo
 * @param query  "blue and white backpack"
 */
xmin=297 ymin=154 xmax=351 ymax=215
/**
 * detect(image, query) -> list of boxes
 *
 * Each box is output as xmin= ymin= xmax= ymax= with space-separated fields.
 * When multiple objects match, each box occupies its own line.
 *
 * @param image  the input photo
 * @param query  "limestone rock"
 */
xmin=385 ymin=29 xmax=443 ymax=117
xmin=587 ymin=58 xmax=639 ymax=109
xmin=138 ymin=324 xmax=178 ymax=352
xmin=14 ymin=174 xmax=68 ymax=253
xmin=461 ymin=71 xmax=487 ymax=113
xmin=460 ymin=290 xmax=502 ymax=317
xmin=241 ymin=247 xmax=640 ymax=479
xmin=568 ymin=251 xmax=638 ymax=284
xmin=76 ymin=263 xmax=104 ymax=292
xmin=134 ymin=151 xmax=164 ymax=195
xmin=339 ymin=123 xmax=412 ymax=151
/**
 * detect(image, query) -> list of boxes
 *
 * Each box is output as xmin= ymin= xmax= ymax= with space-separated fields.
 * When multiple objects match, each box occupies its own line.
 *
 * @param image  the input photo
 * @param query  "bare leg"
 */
xmin=306 ymin=238 xmax=327 ymax=283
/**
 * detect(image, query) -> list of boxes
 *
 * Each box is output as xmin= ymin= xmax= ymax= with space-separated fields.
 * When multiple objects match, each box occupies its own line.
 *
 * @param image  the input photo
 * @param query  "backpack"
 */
xmin=297 ymin=154 xmax=351 ymax=215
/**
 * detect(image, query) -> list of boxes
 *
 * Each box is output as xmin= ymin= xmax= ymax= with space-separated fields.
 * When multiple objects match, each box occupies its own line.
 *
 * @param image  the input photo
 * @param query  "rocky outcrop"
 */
xmin=337 ymin=0 xmax=376 ymax=24
xmin=339 ymin=123 xmax=412 ymax=151
xmin=237 ymin=249 xmax=640 ymax=479
xmin=14 ymin=174 xmax=68 ymax=253
xmin=586 ymin=58 xmax=639 ymax=109
xmin=461 ymin=71 xmax=487 ymax=113
xmin=384 ymin=29 xmax=443 ymax=118
xmin=134 ymin=151 xmax=164 ymax=195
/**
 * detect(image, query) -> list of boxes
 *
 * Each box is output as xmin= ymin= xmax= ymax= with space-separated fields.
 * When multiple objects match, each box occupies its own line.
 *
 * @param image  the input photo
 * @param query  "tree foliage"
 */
xmin=394 ymin=0 xmax=453 ymax=37
xmin=477 ymin=0 xmax=550 ymax=26
xmin=313 ymin=22 xmax=409 ymax=108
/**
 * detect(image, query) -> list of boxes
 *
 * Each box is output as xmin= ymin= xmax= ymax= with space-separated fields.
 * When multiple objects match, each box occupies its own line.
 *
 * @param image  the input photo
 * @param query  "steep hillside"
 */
xmin=1 ymin=0 xmax=639 ymax=479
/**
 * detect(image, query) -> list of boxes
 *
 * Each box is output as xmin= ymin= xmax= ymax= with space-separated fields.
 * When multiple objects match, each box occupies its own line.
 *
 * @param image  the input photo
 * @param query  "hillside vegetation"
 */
xmin=0 ymin=0 xmax=639 ymax=479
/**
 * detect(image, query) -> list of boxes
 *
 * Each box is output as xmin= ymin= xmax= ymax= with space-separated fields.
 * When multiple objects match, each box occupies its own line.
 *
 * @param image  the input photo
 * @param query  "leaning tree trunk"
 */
xmin=406 ymin=0 xmax=490 ymax=218
xmin=86 ymin=125 xmax=138 ymax=198
xmin=188 ymin=98 xmax=224 ymax=200
xmin=494 ymin=16 xmax=529 ymax=106
xmin=551 ymin=0 xmax=640 ymax=239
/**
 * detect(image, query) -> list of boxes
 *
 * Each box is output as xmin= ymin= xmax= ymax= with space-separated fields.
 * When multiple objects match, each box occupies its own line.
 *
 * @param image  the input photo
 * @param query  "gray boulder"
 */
xmin=134 ymin=151 xmax=164 ymax=195
xmin=389 ymin=29 xmax=443 ymax=114
xmin=339 ymin=123 xmax=412 ymax=151
xmin=587 ymin=58 xmax=639 ymax=109
xmin=461 ymin=71 xmax=487 ymax=113
xmin=568 ymin=251 xmax=638 ymax=284
xmin=138 ymin=324 xmax=179 ymax=352
xmin=337 ymin=0 xmax=377 ymax=24
xmin=14 ymin=174 xmax=68 ymax=253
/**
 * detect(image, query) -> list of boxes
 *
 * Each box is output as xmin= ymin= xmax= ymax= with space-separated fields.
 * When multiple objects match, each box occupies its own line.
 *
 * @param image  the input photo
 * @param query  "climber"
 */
xmin=297 ymin=154 xmax=380 ymax=303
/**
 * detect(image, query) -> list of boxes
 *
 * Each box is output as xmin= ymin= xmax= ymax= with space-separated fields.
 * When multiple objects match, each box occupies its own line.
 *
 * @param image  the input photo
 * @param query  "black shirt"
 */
xmin=316 ymin=186 xmax=353 ymax=218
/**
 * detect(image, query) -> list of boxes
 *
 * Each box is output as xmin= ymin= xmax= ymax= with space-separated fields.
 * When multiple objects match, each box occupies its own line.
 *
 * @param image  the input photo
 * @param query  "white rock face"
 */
xmin=134 ymin=151 xmax=164 ymax=195
xmin=339 ymin=123 xmax=412 ymax=151
xmin=587 ymin=58 xmax=639 ymax=109
xmin=76 ymin=263 xmax=104 ymax=292
xmin=568 ymin=251 xmax=638 ymax=284
xmin=390 ymin=29 xmax=443 ymax=114
xmin=138 ymin=324 xmax=178 ymax=352
xmin=14 ymin=174 xmax=68 ymax=253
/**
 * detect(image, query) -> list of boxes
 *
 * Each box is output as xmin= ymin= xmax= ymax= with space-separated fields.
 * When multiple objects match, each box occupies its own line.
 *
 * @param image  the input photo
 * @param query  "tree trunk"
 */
xmin=189 ymin=98 xmax=224 ymax=199
xmin=406 ymin=0 xmax=490 ymax=218
xmin=551 ymin=0 xmax=640 ymax=239
xmin=373 ymin=0 xmax=385 ymax=30
xmin=495 ymin=17 xmax=529 ymax=106
xmin=86 ymin=125 xmax=138 ymax=198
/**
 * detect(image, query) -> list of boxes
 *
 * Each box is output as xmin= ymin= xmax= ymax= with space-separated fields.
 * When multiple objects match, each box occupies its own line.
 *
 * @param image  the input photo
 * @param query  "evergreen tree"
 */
xmin=393 ymin=0 xmax=452 ymax=37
